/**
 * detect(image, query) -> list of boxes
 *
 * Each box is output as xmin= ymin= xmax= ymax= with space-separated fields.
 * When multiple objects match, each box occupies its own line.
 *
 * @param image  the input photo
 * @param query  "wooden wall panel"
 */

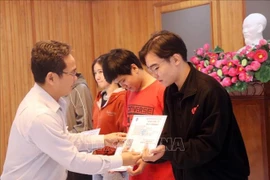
xmin=31 ymin=0 xmax=96 ymax=96
xmin=0 ymin=0 xmax=33 ymax=173
xmin=91 ymin=0 xmax=157 ymax=58
xmin=0 ymin=0 xmax=157 ymax=173
xmin=0 ymin=0 xmax=96 ymax=173
xmin=218 ymin=0 xmax=245 ymax=51
xmin=232 ymin=99 xmax=265 ymax=180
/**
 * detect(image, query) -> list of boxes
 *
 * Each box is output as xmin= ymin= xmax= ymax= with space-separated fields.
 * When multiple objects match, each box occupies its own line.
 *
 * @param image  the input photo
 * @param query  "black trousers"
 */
xmin=67 ymin=171 xmax=92 ymax=180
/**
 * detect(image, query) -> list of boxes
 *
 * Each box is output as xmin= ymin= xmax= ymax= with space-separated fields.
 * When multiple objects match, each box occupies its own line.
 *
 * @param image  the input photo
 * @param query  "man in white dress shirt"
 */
xmin=1 ymin=40 xmax=141 ymax=180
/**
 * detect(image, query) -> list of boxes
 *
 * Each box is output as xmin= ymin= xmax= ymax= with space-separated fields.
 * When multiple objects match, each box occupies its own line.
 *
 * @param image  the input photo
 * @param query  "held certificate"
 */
xmin=123 ymin=115 xmax=167 ymax=152
xmin=110 ymin=115 xmax=167 ymax=172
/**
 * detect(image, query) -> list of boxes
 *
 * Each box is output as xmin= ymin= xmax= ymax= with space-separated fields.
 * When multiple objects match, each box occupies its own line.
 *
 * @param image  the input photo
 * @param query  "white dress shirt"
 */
xmin=1 ymin=83 xmax=122 ymax=180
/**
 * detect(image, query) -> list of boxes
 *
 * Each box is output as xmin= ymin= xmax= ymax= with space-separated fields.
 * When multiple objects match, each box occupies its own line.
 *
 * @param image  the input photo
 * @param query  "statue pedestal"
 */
xmin=230 ymin=82 xmax=270 ymax=180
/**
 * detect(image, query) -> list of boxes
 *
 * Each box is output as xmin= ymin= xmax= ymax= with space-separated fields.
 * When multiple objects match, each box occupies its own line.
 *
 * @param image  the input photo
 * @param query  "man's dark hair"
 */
xmin=102 ymin=49 xmax=143 ymax=83
xmin=31 ymin=40 xmax=71 ymax=84
xmin=139 ymin=30 xmax=187 ymax=65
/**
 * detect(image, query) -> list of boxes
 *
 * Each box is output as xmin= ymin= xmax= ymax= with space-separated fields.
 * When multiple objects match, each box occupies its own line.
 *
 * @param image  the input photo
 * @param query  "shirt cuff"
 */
xmin=86 ymin=135 xmax=104 ymax=151
xmin=108 ymin=155 xmax=123 ymax=169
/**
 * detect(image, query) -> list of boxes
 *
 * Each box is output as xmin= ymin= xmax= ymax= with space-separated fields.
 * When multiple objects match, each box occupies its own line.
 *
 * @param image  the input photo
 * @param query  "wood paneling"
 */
xmin=218 ymin=0 xmax=245 ymax=51
xmin=91 ymin=0 xmax=156 ymax=57
xmin=231 ymin=82 xmax=270 ymax=180
xmin=0 ymin=0 xmax=157 ymax=173
xmin=0 ymin=0 xmax=33 ymax=173
xmin=0 ymin=0 xmax=96 ymax=173
xmin=31 ymin=0 xmax=96 ymax=96
xmin=232 ymin=99 xmax=265 ymax=180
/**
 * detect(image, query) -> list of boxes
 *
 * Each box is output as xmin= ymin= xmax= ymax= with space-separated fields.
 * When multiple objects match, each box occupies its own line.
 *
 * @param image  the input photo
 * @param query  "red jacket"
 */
xmin=92 ymin=88 xmax=126 ymax=155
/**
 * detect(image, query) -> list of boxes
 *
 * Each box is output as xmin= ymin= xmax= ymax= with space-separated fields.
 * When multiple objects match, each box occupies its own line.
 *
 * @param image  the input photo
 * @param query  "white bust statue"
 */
xmin=242 ymin=13 xmax=267 ymax=46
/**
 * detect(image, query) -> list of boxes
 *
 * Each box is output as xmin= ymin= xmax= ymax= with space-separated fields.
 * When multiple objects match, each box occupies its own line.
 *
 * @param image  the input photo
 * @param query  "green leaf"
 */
xmin=213 ymin=46 xmax=224 ymax=53
xmin=233 ymin=55 xmax=239 ymax=60
xmin=226 ymin=82 xmax=248 ymax=92
xmin=241 ymin=59 xmax=248 ymax=66
xmin=255 ymin=65 xmax=270 ymax=83
xmin=217 ymin=69 xmax=223 ymax=77
xmin=204 ymin=60 xmax=209 ymax=67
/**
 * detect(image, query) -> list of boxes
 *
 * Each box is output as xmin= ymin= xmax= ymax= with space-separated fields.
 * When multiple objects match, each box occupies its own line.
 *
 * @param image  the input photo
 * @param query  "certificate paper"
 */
xmin=123 ymin=115 xmax=167 ymax=152
xmin=81 ymin=128 xmax=100 ymax=135
xmin=110 ymin=115 xmax=167 ymax=172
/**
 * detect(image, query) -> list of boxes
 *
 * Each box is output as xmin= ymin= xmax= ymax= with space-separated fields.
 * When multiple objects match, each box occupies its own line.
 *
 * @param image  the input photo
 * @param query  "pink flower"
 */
xmin=245 ymin=74 xmax=253 ymax=82
xmin=228 ymin=67 xmax=238 ymax=77
xmin=206 ymin=65 xmax=214 ymax=71
xmin=214 ymin=60 xmax=223 ymax=68
xmin=196 ymin=64 xmax=204 ymax=71
xmin=231 ymin=77 xmax=238 ymax=84
xmin=196 ymin=48 xmax=204 ymax=56
xmin=224 ymin=52 xmax=235 ymax=60
xmin=221 ymin=77 xmax=232 ymax=87
xmin=207 ymin=52 xmax=218 ymax=63
xmin=190 ymin=56 xmax=200 ymax=65
xmin=253 ymin=49 xmax=268 ymax=63
xmin=259 ymin=39 xmax=267 ymax=46
xmin=209 ymin=72 xmax=221 ymax=82
xmin=221 ymin=59 xmax=229 ymax=65
xmin=231 ymin=60 xmax=240 ymax=66
xmin=190 ymin=41 xmax=270 ymax=92
xmin=213 ymin=76 xmax=221 ymax=82
xmin=201 ymin=68 xmax=208 ymax=74
xmin=203 ymin=43 xmax=210 ymax=51
xmin=245 ymin=65 xmax=253 ymax=71
xmin=246 ymin=51 xmax=255 ymax=60
xmin=238 ymin=72 xmax=247 ymax=81
xmin=237 ymin=66 xmax=245 ymax=73
xmin=255 ymin=44 xmax=262 ymax=49
xmin=226 ymin=61 xmax=234 ymax=67
xmin=249 ymin=61 xmax=261 ymax=71
xmin=222 ymin=66 xmax=229 ymax=75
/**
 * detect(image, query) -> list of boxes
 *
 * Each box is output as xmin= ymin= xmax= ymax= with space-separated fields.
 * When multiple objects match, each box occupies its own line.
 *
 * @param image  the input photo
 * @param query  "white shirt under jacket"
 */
xmin=1 ymin=83 xmax=122 ymax=180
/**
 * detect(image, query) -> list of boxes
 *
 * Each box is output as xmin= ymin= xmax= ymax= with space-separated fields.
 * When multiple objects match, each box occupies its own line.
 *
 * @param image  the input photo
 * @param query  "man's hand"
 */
xmin=142 ymin=145 xmax=165 ymax=162
xmin=104 ymin=132 xmax=126 ymax=147
xmin=121 ymin=151 xmax=142 ymax=166
xmin=127 ymin=159 xmax=147 ymax=176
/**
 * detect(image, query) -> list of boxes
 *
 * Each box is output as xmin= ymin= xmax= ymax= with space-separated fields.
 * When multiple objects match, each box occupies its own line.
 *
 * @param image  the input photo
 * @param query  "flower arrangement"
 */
xmin=190 ymin=39 xmax=270 ymax=92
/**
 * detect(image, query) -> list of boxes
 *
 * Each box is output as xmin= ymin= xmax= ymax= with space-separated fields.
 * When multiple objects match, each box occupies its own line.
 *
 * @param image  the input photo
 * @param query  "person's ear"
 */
xmin=46 ymin=72 xmax=55 ymax=84
xmin=171 ymin=54 xmax=182 ymax=65
xmin=130 ymin=63 xmax=139 ymax=74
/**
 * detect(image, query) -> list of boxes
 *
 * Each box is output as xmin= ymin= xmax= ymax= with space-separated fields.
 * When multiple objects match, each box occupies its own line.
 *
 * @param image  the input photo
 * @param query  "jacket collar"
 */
xmin=167 ymin=62 xmax=198 ymax=100
xmin=180 ymin=62 xmax=198 ymax=99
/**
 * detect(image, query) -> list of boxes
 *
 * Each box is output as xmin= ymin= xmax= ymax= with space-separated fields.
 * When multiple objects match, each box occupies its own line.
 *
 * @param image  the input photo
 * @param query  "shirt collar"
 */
xmin=33 ymin=83 xmax=66 ymax=113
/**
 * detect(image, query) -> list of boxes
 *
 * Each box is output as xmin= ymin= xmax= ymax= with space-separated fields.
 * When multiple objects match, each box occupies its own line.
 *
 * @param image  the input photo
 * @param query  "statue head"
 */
xmin=242 ymin=13 xmax=267 ymax=46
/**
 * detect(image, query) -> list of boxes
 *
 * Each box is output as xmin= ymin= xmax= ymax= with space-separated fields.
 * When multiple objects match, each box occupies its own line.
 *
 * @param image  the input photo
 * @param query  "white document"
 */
xmin=110 ymin=115 xmax=167 ymax=172
xmin=81 ymin=128 xmax=100 ymax=135
xmin=123 ymin=115 xmax=167 ymax=153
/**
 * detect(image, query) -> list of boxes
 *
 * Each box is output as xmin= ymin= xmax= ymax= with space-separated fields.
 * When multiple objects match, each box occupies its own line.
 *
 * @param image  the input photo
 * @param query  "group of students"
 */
xmin=67 ymin=48 xmax=174 ymax=180
xmin=1 ymin=30 xmax=250 ymax=180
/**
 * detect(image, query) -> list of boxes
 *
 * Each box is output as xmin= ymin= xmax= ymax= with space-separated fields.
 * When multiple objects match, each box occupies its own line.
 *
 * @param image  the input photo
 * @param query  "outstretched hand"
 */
xmin=127 ymin=159 xmax=147 ymax=176
xmin=104 ymin=132 xmax=126 ymax=147
xmin=142 ymin=145 xmax=165 ymax=162
xmin=121 ymin=151 xmax=142 ymax=166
